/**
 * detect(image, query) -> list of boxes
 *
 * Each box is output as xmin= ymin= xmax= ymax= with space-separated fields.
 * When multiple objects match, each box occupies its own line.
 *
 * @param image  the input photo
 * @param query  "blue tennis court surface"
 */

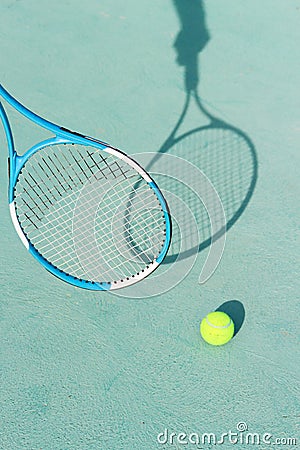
xmin=0 ymin=1 xmax=299 ymax=448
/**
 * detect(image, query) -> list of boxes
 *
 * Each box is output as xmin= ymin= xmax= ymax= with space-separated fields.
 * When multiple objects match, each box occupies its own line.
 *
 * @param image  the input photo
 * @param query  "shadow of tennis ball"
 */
xmin=216 ymin=300 xmax=245 ymax=337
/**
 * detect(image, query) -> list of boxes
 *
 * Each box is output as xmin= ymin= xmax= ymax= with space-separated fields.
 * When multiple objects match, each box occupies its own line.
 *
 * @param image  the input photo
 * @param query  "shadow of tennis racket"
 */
xmin=142 ymin=0 xmax=258 ymax=266
xmin=115 ymin=0 xmax=258 ymax=296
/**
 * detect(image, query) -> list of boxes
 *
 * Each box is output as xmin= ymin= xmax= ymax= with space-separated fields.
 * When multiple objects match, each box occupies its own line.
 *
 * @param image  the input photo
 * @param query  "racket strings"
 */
xmin=36 ymin=212 xmax=164 ymax=279
xmin=31 ymin=179 xmax=164 ymax=269
xmin=15 ymin=145 xmax=133 ymax=219
xmin=18 ymin=165 xmax=164 ymax=282
xmin=17 ymin=169 xmax=137 ymax=232
xmin=14 ymin=143 xmax=167 ymax=284
xmin=25 ymin=172 xmax=162 ymax=247
xmin=70 ymin=181 xmax=164 ymax=280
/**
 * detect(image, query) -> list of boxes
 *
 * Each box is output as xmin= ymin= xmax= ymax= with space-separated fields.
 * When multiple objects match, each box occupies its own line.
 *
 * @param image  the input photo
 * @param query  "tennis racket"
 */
xmin=0 ymin=84 xmax=172 ymax=291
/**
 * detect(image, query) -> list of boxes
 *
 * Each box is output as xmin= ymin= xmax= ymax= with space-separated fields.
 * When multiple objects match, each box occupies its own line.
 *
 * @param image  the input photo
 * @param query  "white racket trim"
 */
xmin=9 ymin=202 xmax=29 ymax=250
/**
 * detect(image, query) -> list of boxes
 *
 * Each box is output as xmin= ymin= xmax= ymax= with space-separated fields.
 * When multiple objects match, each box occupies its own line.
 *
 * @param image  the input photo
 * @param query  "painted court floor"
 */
xmin=0 ymin=1 xmax=299 ymax=448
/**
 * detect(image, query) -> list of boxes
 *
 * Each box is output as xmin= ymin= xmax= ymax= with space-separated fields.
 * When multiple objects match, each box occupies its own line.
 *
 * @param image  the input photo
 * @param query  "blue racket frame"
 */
xmin=0 ymin=84 xmax=172 ymax=291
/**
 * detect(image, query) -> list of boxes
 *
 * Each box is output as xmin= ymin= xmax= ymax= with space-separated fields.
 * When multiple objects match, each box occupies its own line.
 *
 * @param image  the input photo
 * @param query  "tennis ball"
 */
xmin=200 ymin=311 xmax=234 ymax=346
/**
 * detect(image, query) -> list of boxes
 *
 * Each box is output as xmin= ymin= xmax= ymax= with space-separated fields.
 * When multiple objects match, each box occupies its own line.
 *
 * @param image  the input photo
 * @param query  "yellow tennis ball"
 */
xmin=200 ymin=311 xmax=234 ymax=346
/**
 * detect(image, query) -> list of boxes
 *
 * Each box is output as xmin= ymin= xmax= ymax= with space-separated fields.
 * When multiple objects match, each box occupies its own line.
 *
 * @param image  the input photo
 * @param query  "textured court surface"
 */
xmin=0 ymin=1 xmax=299 ymax=449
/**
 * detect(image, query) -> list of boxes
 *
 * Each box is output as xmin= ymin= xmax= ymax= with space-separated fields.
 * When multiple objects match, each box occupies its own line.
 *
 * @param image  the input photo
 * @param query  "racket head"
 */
xmin=0 ymin=97 xmax=171 ymax=291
